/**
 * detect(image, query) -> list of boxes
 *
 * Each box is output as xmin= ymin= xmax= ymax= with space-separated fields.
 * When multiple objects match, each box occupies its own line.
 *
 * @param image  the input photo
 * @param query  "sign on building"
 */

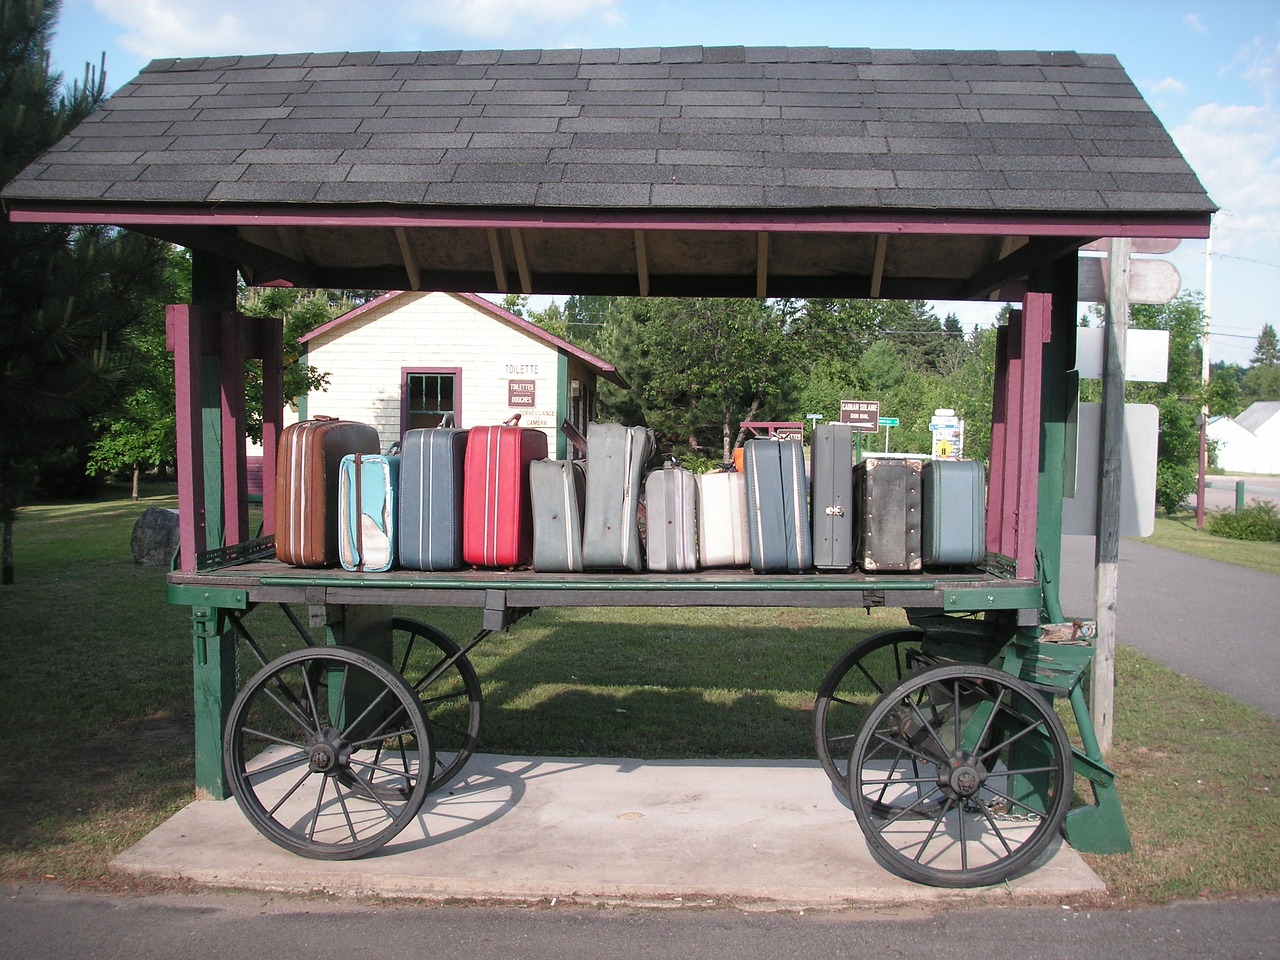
xmin=508 ymin=379 xmax=536 ymax=407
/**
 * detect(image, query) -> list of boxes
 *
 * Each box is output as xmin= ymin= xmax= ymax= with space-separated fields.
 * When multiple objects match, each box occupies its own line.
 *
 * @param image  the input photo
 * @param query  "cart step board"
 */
xmin=855 ymin=457 xmax=923 ymax=573
xmin=530 ymin=458 xmax=587 ymax=572
xmin=276 ymin=417 xmax=381 ymax=568
xmin=338 ymin=452 xmax=400 ymax=572
xmin=399 ymin=425 xmax=470 ymax=571
xmin=744 ymin=438 xmax=812 ymax=574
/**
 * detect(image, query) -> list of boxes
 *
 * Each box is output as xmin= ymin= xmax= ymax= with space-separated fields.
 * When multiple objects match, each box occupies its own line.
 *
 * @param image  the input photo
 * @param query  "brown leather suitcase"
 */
xmin=276 ymin=416 xmax=380 ymax=567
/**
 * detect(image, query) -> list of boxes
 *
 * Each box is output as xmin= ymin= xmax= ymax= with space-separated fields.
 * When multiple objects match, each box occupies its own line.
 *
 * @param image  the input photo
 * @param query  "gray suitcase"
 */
xmin=695 ymin=471 xmax=750 ymax=568
xmin=399 ymin=423 xmax=469 ymax=571
xmin=531 ymin=458 xmax=587 ymax=572
xmin=922 ymin=459 xmax=986 ymax=567
xmin=810 ymin=424 xmax=856 ymax=571
xmin=743 ymin=438 xmax=812 ymax=573
xmin=645 ymin=462 xmax=698 ymax=572
xmin=855 ymin=457 xmax=923 ymax=573
xmin=582 ymin=422 xmax=654 ymax=571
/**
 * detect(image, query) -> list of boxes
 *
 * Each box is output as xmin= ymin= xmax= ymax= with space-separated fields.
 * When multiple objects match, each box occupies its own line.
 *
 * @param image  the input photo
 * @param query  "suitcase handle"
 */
xmin=560 ymin=419 xmax=588 ymax=457
xmin=503 ymin=414 xmax=522 ymax=426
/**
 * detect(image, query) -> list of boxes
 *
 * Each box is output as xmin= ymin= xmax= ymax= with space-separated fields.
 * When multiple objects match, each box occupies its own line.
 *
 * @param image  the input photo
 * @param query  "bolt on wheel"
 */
xmin=848 ymin=664 xmax=1072 ymax=888
xmin=224 ymin=646 xmax=434 ymax=860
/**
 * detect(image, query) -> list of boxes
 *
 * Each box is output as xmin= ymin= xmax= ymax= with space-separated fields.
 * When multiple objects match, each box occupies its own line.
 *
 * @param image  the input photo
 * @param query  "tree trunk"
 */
xmin=132 ymin=464 xmax=140 ymax=501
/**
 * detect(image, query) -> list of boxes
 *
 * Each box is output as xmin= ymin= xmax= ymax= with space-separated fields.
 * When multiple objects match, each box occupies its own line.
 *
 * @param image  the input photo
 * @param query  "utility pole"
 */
xmin=1196 ymin=227 xmax=1214 ymax=529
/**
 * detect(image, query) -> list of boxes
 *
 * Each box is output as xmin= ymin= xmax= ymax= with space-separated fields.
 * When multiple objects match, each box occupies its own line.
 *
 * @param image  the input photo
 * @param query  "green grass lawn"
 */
xmin=1144 ymin=513 xmax=1280 ymax=576
xmin=0 ymin=489 xmax=1276 ymax=902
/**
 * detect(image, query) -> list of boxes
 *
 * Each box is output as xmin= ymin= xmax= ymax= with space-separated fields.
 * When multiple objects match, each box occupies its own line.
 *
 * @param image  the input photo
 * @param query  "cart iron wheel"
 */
xmin=224 ymin=646 xmax=434 ymax=859
xmin=848 ymin=664 xmax=1072 ymax=888
xmin=390 ymin=617 xmax=483 ymax=791
xmin=812 ymin=627 xmax=928 ymax=798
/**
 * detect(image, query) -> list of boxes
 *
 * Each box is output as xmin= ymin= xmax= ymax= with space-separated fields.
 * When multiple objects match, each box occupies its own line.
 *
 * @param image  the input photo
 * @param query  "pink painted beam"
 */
xmin=167 ymin=305 xmax=206 ymax=572
xmin=260 ymin=316 xmax=284 ymax=538
xmin=986 ymin=324 xmax=1010 ymax=556
xmin=998 ymin=314 xmax=1025 ymax=565
xmin=1015 ymin=293 xmax=1052 ymax=580
xmin=219 ymin=310 xmax=248 ymax=547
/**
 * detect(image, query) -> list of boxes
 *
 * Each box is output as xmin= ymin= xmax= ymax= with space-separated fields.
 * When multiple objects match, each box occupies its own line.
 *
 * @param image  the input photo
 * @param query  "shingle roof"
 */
xmin=1 ymin=46 xmax=1215 ymax=298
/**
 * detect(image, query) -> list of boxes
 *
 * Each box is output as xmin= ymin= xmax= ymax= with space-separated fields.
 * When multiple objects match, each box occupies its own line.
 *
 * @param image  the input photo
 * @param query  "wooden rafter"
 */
xmin=634 ymin=230 xmax=650 ymax=297
xmin=756 ymin=231 xmax=769 ymax=298
xmin=510 ymin=228 xmax=532 ymax=294
xmin=395 ymin=227 xmax=421 ymax=291
xmin=486 ymin=228 xmax=507 ymax=293
xmin=870 ymin=234 xmax=888 ymax=298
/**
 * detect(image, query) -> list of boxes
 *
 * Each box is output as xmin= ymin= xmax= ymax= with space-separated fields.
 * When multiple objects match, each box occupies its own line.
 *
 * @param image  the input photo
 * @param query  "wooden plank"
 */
xmin=1092 ymin=237 xmax=1131 ymax=761
xmin=486 ymin=228 xmax=507 ymax=292
xmin=395 ymin=227 xmax=422 ymax=290
xmin=635 ymin=230 xmax=650 ymax=297
xmin=1015 ymin=293 xmax=1050 ymax=580
xmin=986 ymin=324 xmax=1010 ymax=555
xmin=219 ymin=311 xmax=248 ymax=547
xmin=870 ymin=233 xmax=887 ymax=298
xmin=167 ymin=305 xmax=206 ymax=571
xmin=260 ymin=315 xmax=284 ymax=538
xmin=510 ymin=227 xmax=532 ymax=294
xmin=756 ymin=231 xmax=769 ymax=298
xmin=1081 ymin=237 xmax=1181 ymax=254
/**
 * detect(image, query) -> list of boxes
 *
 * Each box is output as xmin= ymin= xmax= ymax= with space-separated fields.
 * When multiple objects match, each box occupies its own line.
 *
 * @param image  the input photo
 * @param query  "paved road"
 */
xmin=1 ymin=884 xmax=1277 ymax=959
xmin=1058 ymin=534 xmax=1280 ymax=719
xmin=1198 ymin=475 xmax=1280 ymax=513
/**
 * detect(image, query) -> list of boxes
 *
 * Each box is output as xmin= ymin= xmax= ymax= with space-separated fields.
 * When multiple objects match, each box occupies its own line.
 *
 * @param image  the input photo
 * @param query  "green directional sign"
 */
xmin=878 ymin=417 xmax=899 ymax=427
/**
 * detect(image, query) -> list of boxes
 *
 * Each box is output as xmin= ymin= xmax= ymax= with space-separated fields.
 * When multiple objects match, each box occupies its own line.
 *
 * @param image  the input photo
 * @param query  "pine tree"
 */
xmin=1252 ymin=323 xmax=1279 ymax=368
xmin=1 ymin=0 xmax=169 ymax=583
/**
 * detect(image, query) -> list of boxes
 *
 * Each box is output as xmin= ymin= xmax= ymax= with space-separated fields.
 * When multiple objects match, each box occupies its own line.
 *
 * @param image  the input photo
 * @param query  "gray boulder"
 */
xmin=131 ymin=507 xmax=181 ymax=566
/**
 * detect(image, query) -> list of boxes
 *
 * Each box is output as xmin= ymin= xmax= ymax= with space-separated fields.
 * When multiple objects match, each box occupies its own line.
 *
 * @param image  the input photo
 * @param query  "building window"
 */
xmin=403 ymin=370 xmax=459 ymax=431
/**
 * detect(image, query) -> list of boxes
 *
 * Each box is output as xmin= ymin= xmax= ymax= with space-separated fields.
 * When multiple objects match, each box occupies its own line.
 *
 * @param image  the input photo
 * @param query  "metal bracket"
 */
xmin=482 ymin=590 xmax=535 ymax=631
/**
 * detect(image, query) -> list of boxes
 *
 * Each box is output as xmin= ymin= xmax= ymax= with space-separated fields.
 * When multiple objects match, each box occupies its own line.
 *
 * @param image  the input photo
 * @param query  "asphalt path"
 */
xmin=1 ymin=884 xmax=1277 ymax=959
xmin=1057 ymin=532 xmax=1280 ymax=720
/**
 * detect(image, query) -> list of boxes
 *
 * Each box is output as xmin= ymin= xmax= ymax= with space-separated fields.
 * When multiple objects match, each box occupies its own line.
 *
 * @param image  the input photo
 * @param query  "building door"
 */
xmin=402 ymin=369 xmax=460 ymax=433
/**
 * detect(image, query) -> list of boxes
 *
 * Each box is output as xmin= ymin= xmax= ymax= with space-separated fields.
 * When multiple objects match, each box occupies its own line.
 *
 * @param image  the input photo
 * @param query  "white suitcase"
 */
xmin=695 ymin=471 xmax=750 ymax=568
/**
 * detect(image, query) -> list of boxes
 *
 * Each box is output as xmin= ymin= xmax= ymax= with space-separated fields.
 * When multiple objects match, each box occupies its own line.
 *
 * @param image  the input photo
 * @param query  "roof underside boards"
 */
xmin=2 ymin=46 xmax=1215 ymax=299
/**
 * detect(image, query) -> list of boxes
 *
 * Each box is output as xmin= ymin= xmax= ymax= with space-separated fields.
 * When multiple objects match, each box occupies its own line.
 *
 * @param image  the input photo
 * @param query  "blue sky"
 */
xmin=46 ymin=0 xmax=1280 ymax=366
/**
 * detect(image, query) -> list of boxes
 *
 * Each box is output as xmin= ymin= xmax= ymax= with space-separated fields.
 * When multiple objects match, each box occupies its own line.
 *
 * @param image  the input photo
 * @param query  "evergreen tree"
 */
xmin=1252 ymin=323 xmax=1279 ymax=367
xmin=1 ymin=0 xmax=169 ymax=582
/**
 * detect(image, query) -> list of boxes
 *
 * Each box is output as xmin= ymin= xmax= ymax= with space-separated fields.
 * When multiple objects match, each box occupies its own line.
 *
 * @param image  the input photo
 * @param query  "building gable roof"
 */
xmin=2 ymin=46 xmax=1215 ymax=299
xmin=303 ymin=290 xmax=627 ymax=387
xmin=1237 ymin=401 xmax=1280 ymax=434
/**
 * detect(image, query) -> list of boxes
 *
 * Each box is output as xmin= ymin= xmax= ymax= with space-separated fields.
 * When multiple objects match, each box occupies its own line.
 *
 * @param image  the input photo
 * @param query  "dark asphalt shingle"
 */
xmin=2 ymin=46 xmax=1213 ymax=216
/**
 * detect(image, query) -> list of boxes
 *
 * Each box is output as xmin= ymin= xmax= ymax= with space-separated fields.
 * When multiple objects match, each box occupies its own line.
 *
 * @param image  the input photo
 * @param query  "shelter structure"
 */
xmin=1209 ymin=401 xmax=1280 ymax=475
xmin=3 ymin=48 xmax=1215 ymax=821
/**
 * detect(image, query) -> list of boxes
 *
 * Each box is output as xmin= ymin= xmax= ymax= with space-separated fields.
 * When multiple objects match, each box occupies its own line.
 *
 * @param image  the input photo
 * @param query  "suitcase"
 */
xmin=855 ymin=457 xmax=924 ymax=573
xmin=810 ymin=424 xmax=856 ymax=571
xmin=338 ymin=451 xmax=400 ymax=572
xmin=399 ymin=422 xmax=469 ymax=571
xmin=530 ymin=458 xmax=587 ymax=572
xmin=582 ymin=422 xmax=654 ymax=572
xmin=275 ymin=416 xmax=380 ymax=567
xmin=644 ymin=462 xmax=698 ymax=572
xmin=695 ymin=471 xmax=750 ymax=568
xmin=921 ymin=459 xmax=986 ymax=567
xmin=743 ymin=438 xmax=812 ymax=573
xmin=462 ymin=418 xmax=548 ymax=568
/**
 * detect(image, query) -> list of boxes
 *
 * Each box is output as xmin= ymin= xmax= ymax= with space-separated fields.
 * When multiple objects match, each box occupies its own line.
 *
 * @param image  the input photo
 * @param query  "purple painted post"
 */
xmin=986 ymin=325 xmax=1010 ymax=556
xmin=219 ymin=310 xmax=248 ymax=546
xmin=261 ymin=317 xmax=284 ymax=538
xmin=167 ymin=305 xmax=206 ymax=571
xmin=998 ymin=314 xmax=1025 ymax=564
xmin=1015 ymin=294 xmax=1051 ymax=580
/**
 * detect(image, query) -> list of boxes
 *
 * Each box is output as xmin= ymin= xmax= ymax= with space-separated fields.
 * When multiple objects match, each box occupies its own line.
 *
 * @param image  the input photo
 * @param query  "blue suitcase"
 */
xmin=743 ymin=438 xmax=812 ymax=573
xmin=338 ymin=451 xmax=400 ymax=572
xmin=399 ymin=423 xmax=469 ymax=571
xmin=921 ymin=459 xmax=986 ymax=567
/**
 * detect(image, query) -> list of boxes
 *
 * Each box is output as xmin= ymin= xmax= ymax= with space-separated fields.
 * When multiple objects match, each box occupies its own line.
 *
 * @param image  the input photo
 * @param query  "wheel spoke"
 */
xmin=242 ymin=746 xmax=309 ymax=779
xmin=266 ymin=766 xmax=314 ymax=818
xmin=913 ymin=797 xmax=954 ymax=864
xmin=978 ymin=713 xmax=1051 ymax=764
xmin=306 ymin=773 xmax=328 ymax=842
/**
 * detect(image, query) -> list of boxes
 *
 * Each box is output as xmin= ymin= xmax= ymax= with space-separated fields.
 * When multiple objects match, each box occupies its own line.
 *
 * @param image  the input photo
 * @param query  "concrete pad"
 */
xmin=112 ymin=754 xmax=1105 ymax=907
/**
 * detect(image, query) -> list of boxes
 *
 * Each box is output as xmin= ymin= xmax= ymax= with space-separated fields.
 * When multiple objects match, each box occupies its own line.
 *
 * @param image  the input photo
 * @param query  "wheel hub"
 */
xmin=939 ymin=753 xmax=987 ymax=800
xmin=307 ymin=729 xmax=347 ymax=773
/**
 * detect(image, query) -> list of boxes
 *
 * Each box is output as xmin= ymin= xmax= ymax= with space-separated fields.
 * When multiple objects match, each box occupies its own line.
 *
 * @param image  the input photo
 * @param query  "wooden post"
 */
xmin=1092 ymin=237 xmax=1131 ymax=759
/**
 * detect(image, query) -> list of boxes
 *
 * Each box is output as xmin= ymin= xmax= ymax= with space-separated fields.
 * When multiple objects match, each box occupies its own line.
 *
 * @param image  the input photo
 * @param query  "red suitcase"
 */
xmin=276 ymin=416 xmax=381 ymax=567
xmin=462 ymin=417 xmax=548 ymax=567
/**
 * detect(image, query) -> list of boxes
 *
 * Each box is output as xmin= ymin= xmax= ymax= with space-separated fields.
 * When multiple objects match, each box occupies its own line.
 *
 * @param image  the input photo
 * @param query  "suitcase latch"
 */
xmin=825 ymin=505 xmax=845 ymax=517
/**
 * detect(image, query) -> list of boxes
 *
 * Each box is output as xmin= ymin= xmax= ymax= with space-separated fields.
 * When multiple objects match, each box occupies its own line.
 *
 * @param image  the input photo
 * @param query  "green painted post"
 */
xmin=190 ymin=605 xmax=236 ymax=799
xmin=556 ymin=353 xmax=570 ymax=460
xmin=1236 ymin=480 xmax=1246 ymax=512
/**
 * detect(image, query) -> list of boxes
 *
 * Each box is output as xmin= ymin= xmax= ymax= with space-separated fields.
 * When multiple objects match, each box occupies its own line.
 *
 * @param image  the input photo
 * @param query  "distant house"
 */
xmin=1208 ymin=401 xmax=1280 ymax=474
xmin=297 ymin=291 xmax=625 ymax=457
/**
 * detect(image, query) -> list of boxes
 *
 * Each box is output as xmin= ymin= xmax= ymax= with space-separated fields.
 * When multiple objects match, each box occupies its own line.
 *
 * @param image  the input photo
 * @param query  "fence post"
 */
xmin=1236 ymin=480 xmax=1246 ymax=512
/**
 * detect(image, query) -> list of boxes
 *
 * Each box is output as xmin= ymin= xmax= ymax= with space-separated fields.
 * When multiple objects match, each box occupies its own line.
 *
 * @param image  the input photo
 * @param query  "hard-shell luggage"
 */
xmin=530 ymin=458 xmax=587 ymax=572
xmin=462 ymin=417 xmax=548 ymax=568
xmin=855 ymin=456 xmax=924 ymax=573
xmin=338 ymin=451 xmax=400 ymax=572
xmin=582 ymin=422 xmax=654 ymax=572
xmin=921 ymin=459 xmax=986 ymax=567
xmin=695 ymin=471 xmax=750 ymax=568
xmin=644 ymin=462 xmax=698 ymax=572
xmin=276 ymin=416 xmax=380 ymax=567
xmin=743 ymin=438 xmax=812 ymax=573
xmin=399 ymin=421 xmax=469 ymax=571
xmin=810 ymin=424 xmax=856 ymax=571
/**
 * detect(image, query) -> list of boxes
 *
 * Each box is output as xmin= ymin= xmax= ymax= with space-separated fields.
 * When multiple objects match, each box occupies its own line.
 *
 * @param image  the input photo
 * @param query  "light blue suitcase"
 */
xmin=338 ymin=451 xmax=400 ymax=572
xmin=921 ymin=459 xmax=986 ymax=567
xmin=399 ymin=424 xmax=469 ymax=571
xmin=743 ymin=438 xmax=812 ymax=573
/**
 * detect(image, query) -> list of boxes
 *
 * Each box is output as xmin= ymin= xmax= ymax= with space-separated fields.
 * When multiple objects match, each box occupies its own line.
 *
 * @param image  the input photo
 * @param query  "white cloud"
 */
xmin=1173 ymin=102 xmax=1280 ymax=250
xmin=90 ymin=0 xmax=624 ymax=60
xmin=1149 ymin=76 xmax=1187 ymax=95
xmin=1184 ymin=13 xmax=1206 ymax=35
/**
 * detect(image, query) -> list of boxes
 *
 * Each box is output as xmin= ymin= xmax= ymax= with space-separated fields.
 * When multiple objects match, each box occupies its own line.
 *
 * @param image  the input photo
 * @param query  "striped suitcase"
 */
xmin=530 ymin=458 xmax=587 ymax=572
xmin=645 ymin=462 xmax=698 ymax=572
xmin=921 ymin=459 xmax=986 ymax=567
xmin=399 ymin=424 xmax=469 ymax=571
xmin=275 ymin=416 xmax=380 ymax=567
xmin=743 ymin=438 xmax=812 ymax=573
xmin=582 ymin=422 xmax=654 ymax=572
xmin=462 ymin=419 xmax=548 ymax=568
xmin=855 ymin=457 xmax=923 ymax=573
xmin=338 ymin=451 xmax=400 ymax=572
xmin=810 ymin=424 xmax=856 ymax=571
xmin=695 ymin=471 xmax=750 ymax=568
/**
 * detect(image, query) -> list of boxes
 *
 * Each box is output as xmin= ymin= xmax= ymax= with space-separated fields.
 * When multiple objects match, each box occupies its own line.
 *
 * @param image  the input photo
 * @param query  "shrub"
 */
xmin=1205 ymin=500 xmax=1280 ymax=542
